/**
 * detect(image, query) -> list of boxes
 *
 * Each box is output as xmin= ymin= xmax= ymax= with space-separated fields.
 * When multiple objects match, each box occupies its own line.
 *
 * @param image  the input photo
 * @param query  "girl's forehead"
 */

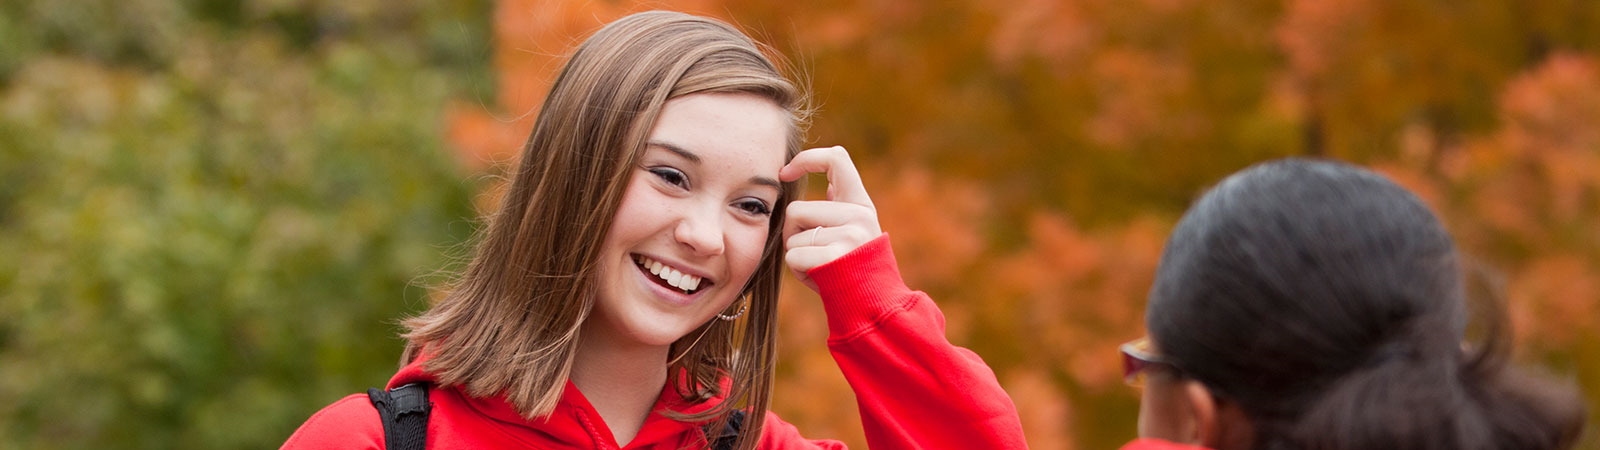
xmin=647 ymin=93 xmax=789 ymax=169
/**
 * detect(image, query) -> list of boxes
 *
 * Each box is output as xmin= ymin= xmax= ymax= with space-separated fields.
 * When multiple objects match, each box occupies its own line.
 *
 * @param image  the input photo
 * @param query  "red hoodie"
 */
xmin=281 ymin=235 xmax=1026 ymax=449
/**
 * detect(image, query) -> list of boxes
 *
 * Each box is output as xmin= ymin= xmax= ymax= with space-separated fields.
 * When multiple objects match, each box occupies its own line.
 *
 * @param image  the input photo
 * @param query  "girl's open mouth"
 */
xmin=633 ymin=254 xmax=712 ymax=295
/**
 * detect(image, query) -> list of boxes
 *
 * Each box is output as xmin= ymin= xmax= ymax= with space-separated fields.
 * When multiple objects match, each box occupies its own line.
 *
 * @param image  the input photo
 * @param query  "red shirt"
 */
xmin=281 ymin=235 xmax=1026 ymax=449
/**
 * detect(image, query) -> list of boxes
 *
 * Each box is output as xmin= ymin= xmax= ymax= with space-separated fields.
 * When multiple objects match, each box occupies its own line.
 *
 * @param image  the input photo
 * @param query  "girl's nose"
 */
xmin=673 ymin=204 xmax=725 ymax=256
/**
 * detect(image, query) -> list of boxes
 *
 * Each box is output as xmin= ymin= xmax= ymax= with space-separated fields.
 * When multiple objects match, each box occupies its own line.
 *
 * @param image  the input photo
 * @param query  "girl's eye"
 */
xmin=648 ymin=167 xmax=688 ymax=188
xmin=736 ymin=199 xmax=772 ymax=216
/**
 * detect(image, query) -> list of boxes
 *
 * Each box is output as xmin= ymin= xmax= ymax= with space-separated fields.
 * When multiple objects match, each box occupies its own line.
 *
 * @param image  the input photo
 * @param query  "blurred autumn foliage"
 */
xmin=2 ymin=0 xmax=1597 ymax=449
xmin=455 ymin=1 xmax=1600 ymax=449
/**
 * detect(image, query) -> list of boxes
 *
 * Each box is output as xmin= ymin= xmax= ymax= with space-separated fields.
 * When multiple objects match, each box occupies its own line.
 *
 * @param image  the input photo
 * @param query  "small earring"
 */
xmin=717 ymin=294 xmax=749 ymax=321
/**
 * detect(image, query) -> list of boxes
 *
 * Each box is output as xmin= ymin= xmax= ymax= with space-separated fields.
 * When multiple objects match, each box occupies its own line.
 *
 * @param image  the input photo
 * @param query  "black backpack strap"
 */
xmin=367 ymin=383 xmax=431 ymax=450
xmin=706 ymin=409 xmax=746 ymax=450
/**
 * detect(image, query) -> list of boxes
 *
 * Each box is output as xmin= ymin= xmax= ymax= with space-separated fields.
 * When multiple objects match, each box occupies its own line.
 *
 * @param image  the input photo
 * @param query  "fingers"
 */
xmin=780 ymin=146 xmax=874 ymax=209
xmin=786 ymin=227 xmax=823 ymax=250
xmin=780 ymin=200 xmax=877 ymax=242
xmin=781 ymin=200 xmax=883 ymax=275
xmin=785 ymin=243 xmax=860 ymax=275
xmin=778 ymin=145 xmax=885 ymax=281
xmin=783 ymin=225 xmax=879 ymax=251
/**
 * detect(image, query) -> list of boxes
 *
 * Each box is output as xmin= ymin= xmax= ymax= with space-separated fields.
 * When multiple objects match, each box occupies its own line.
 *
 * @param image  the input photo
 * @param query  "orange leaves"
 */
xmin=1087 ymin=50 xmax=1197 ymax=149
xmin=1004 ymin=368 xmax=1076 ymax=450
xmin=1497 ymin=54 xmax=1600 ymax=221
xmin=806 ymin=13 xmax=870 ymax=49
xmin=987 ymin=0 xmax=1094 ymax=72
xmin=1432 ymin=53 xmax=1600 ymax=242
xmin=1277 ymin=0 xmax=1371 ymax=79
xmin=1009 ymin=214 xmax=1103 ymax=290
xmin=444 ymin=101 xmax=525 ymax=171
xmin=1484 ymin=178 xmax=1547 ymax=240
xmin=1499 ymin=54 xmax=1600 ymax=157
xmin=1508 ymin=255 xmax=1598 ymax=347
xmin=977 ymin=211 xmax=1165 ymax=392
xmin=1466 ymin=54 xmax=1600 ymax=351
xmin=1376 ymin=52 xmax=1600 ymax=356
xmin=867 ymin=165 xmax=989 ymax=288
xmin=1369 ymin=162 xmax=1443 ymax=213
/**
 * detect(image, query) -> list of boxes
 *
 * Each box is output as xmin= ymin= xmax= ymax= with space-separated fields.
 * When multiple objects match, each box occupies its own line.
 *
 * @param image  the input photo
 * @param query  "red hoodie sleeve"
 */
xmin=805 ymin=234 xmax=1027 ymax=450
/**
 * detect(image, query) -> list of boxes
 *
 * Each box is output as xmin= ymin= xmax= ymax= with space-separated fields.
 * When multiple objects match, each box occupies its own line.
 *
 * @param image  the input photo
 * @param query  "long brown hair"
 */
xmin=401 ymin=11 xmax=808 ymax=448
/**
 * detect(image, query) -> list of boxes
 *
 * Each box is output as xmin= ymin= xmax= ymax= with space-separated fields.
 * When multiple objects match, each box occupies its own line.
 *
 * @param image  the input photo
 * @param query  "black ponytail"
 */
xmin=1147 ymin=158 xmax=1585 ymax=450
xmin=1266 ymin=338 xmax=1583 ymax=450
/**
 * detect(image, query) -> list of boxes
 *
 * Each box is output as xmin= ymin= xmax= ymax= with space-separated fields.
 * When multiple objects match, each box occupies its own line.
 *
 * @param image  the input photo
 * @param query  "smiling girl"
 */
xmin=281 ymin=11 xmax=1024 ymax=450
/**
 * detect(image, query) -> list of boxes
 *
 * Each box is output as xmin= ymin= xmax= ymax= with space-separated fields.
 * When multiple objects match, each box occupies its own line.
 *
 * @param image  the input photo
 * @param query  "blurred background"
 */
xmin=1 ymin=0 xmax=1596 ymax=448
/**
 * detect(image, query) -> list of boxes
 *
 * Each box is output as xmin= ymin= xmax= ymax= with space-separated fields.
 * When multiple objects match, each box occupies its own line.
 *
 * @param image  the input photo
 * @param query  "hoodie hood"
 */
xmin=385 ymin=353 xmax=727 ymax=449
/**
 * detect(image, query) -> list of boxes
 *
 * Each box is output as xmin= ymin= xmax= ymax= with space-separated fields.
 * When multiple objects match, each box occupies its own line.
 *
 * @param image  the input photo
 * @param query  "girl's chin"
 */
xmin=621 ymin=319 xmax=713 ymax=348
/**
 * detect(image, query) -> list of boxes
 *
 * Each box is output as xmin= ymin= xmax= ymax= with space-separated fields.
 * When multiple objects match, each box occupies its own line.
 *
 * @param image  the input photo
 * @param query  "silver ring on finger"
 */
xmin=809 ymin=227 xmax=822 ymax=246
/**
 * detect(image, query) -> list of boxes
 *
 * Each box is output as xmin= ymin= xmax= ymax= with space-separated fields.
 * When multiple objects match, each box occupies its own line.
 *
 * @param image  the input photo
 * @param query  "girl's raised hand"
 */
xmin=780 ymin=146 xmax=883 ymax=291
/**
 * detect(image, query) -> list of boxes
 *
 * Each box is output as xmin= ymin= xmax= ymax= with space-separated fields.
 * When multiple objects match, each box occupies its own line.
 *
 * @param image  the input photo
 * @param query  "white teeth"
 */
xmin=637 ymin=255 xmax=705 ymax=293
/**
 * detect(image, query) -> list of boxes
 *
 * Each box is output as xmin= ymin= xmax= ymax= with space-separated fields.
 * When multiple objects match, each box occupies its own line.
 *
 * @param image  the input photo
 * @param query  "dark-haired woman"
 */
xmin=1119 ymin=158 xmax=1586 ymax=450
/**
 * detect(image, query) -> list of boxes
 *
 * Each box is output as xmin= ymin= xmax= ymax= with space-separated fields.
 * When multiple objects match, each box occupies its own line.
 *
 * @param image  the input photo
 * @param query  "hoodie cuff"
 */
xmin=807 ymin=233 xmax=917 ymax=341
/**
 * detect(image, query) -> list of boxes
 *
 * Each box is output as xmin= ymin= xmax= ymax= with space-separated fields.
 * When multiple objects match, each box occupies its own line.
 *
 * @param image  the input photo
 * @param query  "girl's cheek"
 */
xmin=732 ymin=226 xmax=769 ymax=262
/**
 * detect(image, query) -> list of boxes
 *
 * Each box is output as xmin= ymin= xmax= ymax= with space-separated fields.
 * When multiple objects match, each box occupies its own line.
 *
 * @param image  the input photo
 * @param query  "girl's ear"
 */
xmin=1184 ymin=381 xmax=1255 ymax=450
xmin=1180 ymin=380 xmax=1218 ymax=445
xmin=1137 ymin=376 xmax=1212 ymax=445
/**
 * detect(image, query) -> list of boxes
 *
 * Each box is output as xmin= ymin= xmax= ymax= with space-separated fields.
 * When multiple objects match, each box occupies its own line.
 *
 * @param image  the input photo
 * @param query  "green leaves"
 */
xmin=0 ymin=1 xmax=488 ymax=448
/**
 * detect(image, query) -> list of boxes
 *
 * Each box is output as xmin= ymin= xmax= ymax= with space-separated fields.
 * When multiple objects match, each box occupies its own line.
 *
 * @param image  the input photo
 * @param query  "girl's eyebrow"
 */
xmin=648 ymin=140 xmax=782 ymax=193
xmin=646 ymin=140 xmax=700 ymax=164
xmin=750 ymin=176 xmax=781 ymax=191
